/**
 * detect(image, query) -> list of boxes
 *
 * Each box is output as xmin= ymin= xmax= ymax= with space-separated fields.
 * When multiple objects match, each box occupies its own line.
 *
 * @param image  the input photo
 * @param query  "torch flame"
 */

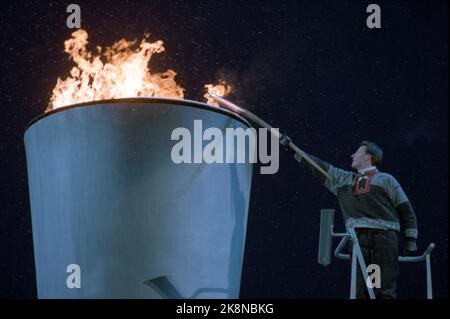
xmin=48 ymin=29 xmax=231 ymax=112
xmin=204 ymin=81 xmax=233 ymax=107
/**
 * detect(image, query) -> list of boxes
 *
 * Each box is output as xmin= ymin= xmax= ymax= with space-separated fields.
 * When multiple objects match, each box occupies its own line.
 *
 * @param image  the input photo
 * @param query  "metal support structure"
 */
xmin=318 ymin=209 xmax=435 ymax=299
xmin=426 ymin=254 xmax=433 ymax=299
xmin=350 ymin=243 xmax=357 ymax=299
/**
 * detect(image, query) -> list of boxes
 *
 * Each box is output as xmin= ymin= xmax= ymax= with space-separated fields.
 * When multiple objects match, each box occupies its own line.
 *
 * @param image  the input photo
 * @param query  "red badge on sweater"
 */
xmin=353 ymin=170 xmax=379 ymax=194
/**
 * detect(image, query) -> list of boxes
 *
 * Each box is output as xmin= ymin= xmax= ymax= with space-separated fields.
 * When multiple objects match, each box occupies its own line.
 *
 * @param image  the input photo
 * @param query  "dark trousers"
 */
xmin=355 ymin=229 xmax=399 ymax=299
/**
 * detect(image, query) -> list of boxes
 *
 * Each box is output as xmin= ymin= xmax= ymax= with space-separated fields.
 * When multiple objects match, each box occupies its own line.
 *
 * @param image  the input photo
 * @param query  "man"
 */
xmin=280 ymin=138 xmax=418 ymax=299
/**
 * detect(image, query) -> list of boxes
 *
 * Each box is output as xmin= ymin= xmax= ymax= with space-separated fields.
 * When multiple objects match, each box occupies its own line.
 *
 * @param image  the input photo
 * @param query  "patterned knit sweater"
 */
xmin=295 ymin=153 xmax=418 ymax=239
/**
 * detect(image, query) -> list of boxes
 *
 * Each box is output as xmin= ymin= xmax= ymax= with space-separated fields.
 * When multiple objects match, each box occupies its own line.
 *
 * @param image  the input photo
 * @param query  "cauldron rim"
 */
xmin=25 ymin=97 xmax=251 ymax=132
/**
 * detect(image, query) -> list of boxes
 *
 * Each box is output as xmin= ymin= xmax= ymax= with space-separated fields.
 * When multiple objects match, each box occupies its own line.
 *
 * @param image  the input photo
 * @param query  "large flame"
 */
xmin=48 ymin=29 xmax=231 ymax=111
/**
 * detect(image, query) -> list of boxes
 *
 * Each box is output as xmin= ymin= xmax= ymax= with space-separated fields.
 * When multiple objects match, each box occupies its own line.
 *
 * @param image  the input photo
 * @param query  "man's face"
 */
xmin=351 ymin=146 xmax=371 ymax=170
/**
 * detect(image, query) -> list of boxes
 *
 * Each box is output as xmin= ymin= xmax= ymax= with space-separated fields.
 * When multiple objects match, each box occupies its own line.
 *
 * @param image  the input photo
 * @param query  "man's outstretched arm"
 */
xmin=279 ymin=135 xmax=353 ymax=195
xmin=293 ymin=152 xmax=331 ymax=183
xmin=280 ymin=135 xmax=331 ymax=181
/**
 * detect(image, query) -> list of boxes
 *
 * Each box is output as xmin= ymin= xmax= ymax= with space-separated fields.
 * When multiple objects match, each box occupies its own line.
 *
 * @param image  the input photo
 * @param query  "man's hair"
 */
xmin=360 ymin=140 xmax=383 ymax=166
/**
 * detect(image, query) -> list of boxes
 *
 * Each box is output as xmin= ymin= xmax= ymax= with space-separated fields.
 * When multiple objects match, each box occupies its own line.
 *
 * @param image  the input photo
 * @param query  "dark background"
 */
xmin=0 ymin=0 xmax=447 ymax=298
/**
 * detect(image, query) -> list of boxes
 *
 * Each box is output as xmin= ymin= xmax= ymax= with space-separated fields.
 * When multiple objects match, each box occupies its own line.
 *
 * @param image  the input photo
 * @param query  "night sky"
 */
xmin=0 ymin=0 xmax=447 ymax=298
